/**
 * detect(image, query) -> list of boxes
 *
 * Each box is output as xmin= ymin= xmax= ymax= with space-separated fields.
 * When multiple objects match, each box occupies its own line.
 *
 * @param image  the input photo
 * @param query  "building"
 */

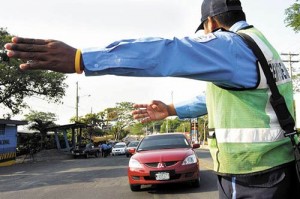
xmin=0 ymin=119 xmax=28 ymax=166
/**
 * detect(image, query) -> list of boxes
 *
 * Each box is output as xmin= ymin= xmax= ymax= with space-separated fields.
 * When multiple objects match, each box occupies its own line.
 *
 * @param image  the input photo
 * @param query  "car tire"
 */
xmin=191 ymin=177 xmax=200 ymax=188
xmin=85 ymin=154 xmax=88 ymax=159
xmin=130 ymin=184 xmax=141 ymax=192
xmin=126 ymin=154 xmax=129 ymax=157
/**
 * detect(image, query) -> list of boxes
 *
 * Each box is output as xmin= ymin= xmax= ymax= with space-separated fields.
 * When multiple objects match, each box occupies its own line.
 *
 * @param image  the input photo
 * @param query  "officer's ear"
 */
xmin=205 ymin=17 xmax=220 ymax=33
xmin=209 ymin=17 xmax=221 ymax=31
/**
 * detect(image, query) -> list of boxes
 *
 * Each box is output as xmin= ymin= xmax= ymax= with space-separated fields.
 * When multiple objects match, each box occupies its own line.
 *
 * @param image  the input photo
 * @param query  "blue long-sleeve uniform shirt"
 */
xmin=82 ymin=21 xmax=258 ymax=119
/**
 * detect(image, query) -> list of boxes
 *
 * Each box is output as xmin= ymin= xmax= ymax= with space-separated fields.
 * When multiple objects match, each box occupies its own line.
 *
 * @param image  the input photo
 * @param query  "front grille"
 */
xmin=145 ymin=161 xmax=178 ymax=168
xmin=145 ymin=163 xmax=158 ymax=167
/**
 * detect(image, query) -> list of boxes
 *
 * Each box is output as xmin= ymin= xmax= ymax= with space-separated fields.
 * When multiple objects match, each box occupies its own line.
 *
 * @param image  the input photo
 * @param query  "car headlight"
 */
xmin=182 ymin=154 xmax=197 ymax=165
xmin=129 ymin=158 xmax=143 ymax=169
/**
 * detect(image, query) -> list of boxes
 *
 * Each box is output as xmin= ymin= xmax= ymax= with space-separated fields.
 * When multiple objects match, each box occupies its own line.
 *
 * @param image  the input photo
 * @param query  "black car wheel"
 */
xmin=130 ymin=184 xmax=141 ymax=192
xmin=191 ymin=176 xmax=200 ymax=188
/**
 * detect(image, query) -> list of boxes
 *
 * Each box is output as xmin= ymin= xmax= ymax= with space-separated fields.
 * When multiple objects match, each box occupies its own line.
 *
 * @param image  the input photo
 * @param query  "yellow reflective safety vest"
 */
xmin=206 ymin=27 xmax=296 ymax=175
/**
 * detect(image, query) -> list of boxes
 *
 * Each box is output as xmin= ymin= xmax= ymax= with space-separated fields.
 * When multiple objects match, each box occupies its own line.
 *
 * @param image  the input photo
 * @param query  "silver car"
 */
xmin=111 ymin=142 xmax=127 ymax=156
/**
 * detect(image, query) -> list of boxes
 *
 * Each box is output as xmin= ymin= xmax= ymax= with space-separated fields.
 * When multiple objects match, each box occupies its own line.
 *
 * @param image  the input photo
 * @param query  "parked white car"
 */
xmin=111 ymin=142 xmax=127 ymax=156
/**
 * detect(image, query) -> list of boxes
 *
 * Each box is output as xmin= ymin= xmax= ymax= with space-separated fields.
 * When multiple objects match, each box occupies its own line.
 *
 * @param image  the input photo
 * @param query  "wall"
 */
xmin=0 ymin=124 xmax=17 ymax=166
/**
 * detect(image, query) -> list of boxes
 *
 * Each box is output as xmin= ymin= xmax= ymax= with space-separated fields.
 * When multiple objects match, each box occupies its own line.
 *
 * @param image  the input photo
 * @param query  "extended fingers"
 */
xmin=6 ymin=50 xmax=46 ymax=62
xmin=140 ymin=117 xmax=152 ymax=124
xmin=133 ymin=104 xmax=148 ymax=109
xmin=5 ymin=37 xmax=52 ymax=56
xmin=132 ymin=109 xmax=149 ymax=119
xmin=5 ymin=42 xmax=48 ymax=53
xmin=19 ymin=60 xmax=47 ymax=71
xmin=10 ymin=43 xmax=46 ymax=52
xmin=12 ymin=37 xmax=49 ymax=45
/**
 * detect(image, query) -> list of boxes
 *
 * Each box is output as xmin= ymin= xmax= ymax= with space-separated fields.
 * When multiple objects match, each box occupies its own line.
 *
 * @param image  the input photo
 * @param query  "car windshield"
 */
xmin=137 ymin=134 xmax=190 ymax=151
xmin=128 ymin=141 xmax=139 ymax=147
xmin=114 ymin=144 xmax=126 ymax=148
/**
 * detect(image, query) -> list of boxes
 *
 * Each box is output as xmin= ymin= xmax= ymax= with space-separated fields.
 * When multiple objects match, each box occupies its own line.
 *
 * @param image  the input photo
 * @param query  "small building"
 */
xmin=0 ymin=119 xmax=28 ymax=166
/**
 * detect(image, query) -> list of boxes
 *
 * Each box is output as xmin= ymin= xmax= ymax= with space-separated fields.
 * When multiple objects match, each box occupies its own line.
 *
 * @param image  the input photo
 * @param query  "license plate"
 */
xmin=76 ymin=153 xmax=80 ymax=155
xmin=155 ymin=172 xmax=170 ymax=180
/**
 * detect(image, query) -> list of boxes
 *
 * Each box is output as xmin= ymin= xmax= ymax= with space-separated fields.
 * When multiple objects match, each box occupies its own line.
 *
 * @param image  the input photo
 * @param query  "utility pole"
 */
xmin=76 ymin=81 xmax=79 ymax=122
xmin=281 ymin=53 xmax=299 ymax=77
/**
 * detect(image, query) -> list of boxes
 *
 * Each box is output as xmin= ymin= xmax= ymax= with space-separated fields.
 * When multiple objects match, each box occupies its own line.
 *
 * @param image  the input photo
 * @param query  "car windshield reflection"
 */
xmin=137 ymin=134 xmax=190 ymax=151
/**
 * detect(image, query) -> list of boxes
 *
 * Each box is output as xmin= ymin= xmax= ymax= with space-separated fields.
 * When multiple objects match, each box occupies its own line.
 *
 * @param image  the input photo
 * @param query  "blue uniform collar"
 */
xmin=229 ymin=21 xmax=250 ymax=32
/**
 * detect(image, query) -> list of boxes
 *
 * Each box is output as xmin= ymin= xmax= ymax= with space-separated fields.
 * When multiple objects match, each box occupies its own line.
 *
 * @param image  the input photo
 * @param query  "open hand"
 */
xmin=5 ymin=37 xmax=77 ymax=73
xmin=132 ymin=100 xmax=171 ymax=123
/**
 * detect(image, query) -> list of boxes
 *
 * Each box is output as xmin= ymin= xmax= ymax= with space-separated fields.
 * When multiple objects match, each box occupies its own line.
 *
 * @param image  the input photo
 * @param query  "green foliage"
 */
xmin=176 ymin=121 xmax=191 ymax=132
xmin=71 ymin=100 xmax=209 ymax=141
xmin=24 ymin=110 xmax=58 ymax=149
xmin=111 ymin=102 xmax=135 ymax=140
xmin=285 ymin=3 xmax=300 ymax=33
xmin=160 ymin=117 xmax=181 ymax=133
xmin=0 ymin=28 xmax=68 ymax=116
xmin=73 ymin=102 xmax=136 ymax=141
xmin=198 ymin=115 xmax=208 ymax=141
xmin=70 ymin=113 xmax=106 ymax=137
xmin=130 ymin=123 xmax=145 ymax=135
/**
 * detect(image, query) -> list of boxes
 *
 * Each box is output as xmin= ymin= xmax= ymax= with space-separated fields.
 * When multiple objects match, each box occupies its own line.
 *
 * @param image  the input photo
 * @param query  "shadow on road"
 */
xmin=0 ymin=155 xmax=129 ymax=192
xmin=138 ymin=170 xmax=217 ymax=195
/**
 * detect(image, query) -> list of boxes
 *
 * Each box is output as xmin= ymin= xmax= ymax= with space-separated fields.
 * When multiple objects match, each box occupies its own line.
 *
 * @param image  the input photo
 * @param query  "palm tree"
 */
xmin=24 ymin=111 xmax=57 ymax=149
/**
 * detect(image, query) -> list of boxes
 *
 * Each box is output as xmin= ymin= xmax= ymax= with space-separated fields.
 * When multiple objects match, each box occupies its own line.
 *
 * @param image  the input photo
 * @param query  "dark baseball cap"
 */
xmin=196 ymin=0 xmax=243 ymax=32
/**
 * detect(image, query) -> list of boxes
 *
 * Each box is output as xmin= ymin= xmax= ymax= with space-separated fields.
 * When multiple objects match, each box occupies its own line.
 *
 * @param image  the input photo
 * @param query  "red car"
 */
xmin=127 ymin=133 xmax=200 ymax=191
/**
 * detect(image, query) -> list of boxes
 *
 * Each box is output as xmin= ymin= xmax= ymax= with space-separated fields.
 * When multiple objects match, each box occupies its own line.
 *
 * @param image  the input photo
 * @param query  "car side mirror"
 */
xmin=192 ymin=143 xmax=200 ymax=149
xmin=128 ymin=148 xmax=136 ymax=154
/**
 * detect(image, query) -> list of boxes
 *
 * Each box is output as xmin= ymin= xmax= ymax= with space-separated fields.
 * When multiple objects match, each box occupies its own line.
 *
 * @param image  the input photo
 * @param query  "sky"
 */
xmin=0 ymin=0 xmax=299 ymax=125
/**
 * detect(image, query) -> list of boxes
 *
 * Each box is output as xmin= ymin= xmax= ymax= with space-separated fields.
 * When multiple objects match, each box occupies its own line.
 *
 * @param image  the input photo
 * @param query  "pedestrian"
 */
xmin=4 ymin=0 xmax=299 ymax=198
xmin=100 ymin=142 xmax=108 ymax=158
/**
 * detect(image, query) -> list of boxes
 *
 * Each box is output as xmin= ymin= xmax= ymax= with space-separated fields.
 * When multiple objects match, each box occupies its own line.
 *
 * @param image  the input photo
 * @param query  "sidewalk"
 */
xmin=199 ymin=144 xmax=209 ymax=150
xmin=16 ymin=149 xmax=72 ymax=164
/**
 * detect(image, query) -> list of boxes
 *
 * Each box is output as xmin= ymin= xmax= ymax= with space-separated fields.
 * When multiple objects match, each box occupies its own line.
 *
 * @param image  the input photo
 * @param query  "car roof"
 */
xmin=115 ymin=142 xmax=126 ymax=145
xmin=145 ymin=133 xmax=186 ymax=139
xmin=129 ymin=141 xmax=139 ymax=143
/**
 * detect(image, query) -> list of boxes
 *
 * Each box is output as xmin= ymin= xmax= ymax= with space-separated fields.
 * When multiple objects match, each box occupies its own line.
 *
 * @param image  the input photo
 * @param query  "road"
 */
xmin=0 ymin=149 xmax=218 ymax=199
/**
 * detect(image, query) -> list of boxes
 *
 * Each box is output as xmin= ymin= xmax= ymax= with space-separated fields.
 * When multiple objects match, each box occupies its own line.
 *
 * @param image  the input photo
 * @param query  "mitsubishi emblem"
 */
xmin=157 ymin=162 xmax=166 ymax=168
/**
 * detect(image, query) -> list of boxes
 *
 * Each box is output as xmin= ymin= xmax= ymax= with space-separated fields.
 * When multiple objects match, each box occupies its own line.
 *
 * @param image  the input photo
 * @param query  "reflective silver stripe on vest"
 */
xmin=215 ymin=128 xmax=285 ymax=143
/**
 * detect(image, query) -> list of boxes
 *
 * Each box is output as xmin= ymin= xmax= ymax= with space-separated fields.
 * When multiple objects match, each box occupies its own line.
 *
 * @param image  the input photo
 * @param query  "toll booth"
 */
xmin=0 ymin=119 xmax=28 ymax=166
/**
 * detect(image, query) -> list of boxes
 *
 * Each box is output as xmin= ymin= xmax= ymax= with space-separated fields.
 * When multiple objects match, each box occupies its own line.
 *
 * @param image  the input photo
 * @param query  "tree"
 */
xmin=106 ymin=102 xmax=135 ymax=140
xmin=24 ymin=110 xmax=57 ymax=149
xmin=114 ymin=102 xmax=135 ymax=140
xmin=130 ymin=123 xmax=146 ymax=135
xmin=160 ymin=117 xmax=181 ymax=133
xmin=285 ymin=3 xmax=300 ymax=33
xmin=198 ymin=115 xmax=208 ymax=143
xmin=176 ymin=120 xmax=191 ymax=133
xmin=0 ymin=28 xmax=68 ymax=117
xmin=70 ymin=112 xmax=105 ymax=137
xmin=284 ymin=4 xmax=300 ymax=92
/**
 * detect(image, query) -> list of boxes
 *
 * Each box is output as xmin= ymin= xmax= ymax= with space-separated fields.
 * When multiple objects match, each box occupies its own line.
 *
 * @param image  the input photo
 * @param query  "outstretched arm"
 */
xmin=132 ymin=95 xmax=208 ymax=123
xmin=132 ymin=100 xmax=177 ymax=123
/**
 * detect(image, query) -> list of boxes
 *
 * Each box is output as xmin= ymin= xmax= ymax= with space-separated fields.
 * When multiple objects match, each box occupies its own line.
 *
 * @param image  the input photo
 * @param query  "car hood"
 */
xmin=133 ymin=148 xmax=194 ymax=163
